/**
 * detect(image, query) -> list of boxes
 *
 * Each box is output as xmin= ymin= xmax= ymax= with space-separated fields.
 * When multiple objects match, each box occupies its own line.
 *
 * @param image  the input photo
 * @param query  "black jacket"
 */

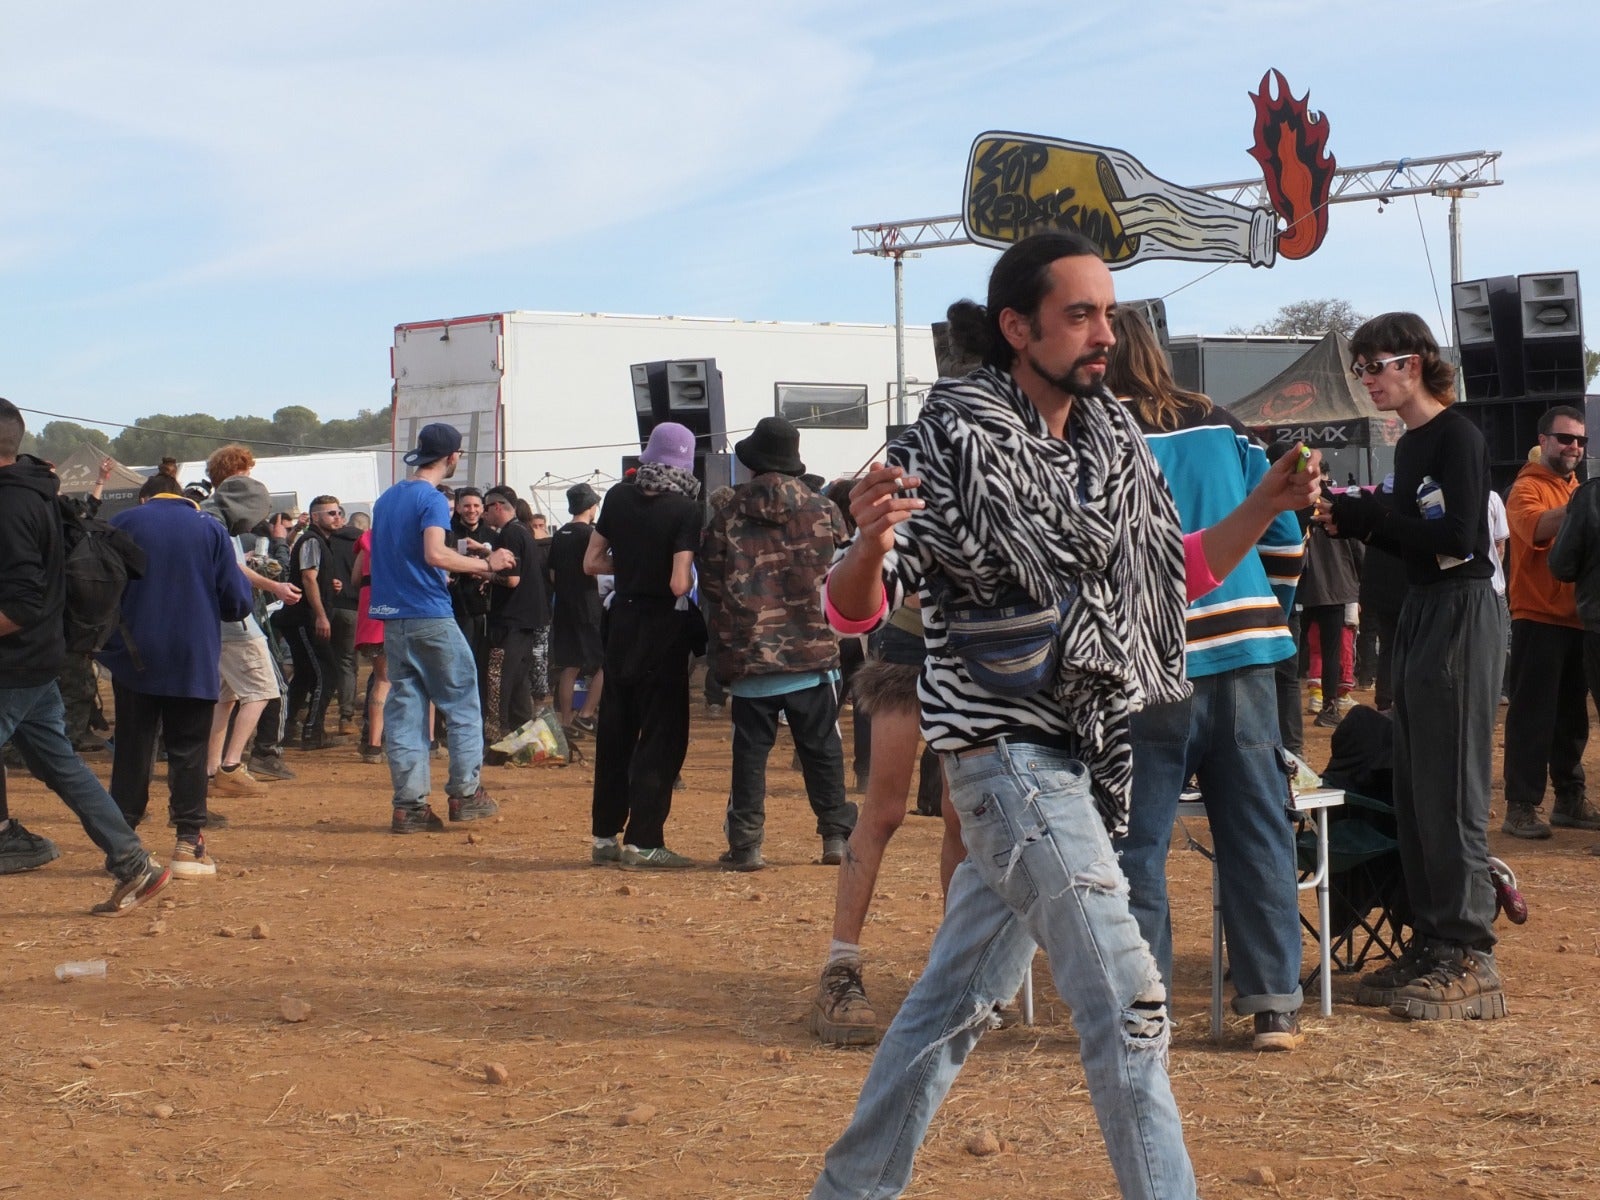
xmin=0 ymin=455 xmax=67 ymax=686
xmin=1548 ymin=476 xmax=1600 ymax=632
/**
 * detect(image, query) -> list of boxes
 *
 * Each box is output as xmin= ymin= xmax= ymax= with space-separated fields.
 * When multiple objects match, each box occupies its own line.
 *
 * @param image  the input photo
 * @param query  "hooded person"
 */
xmin=585 ymin=423 xmax=705 ymax=868
xmin=698 ymin=416 xmax=856 ymax=871
xmin=199 ymin=464 xmax=299 ymax=799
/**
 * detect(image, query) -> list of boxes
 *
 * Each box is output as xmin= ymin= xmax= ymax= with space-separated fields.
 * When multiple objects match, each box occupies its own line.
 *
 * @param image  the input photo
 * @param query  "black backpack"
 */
xmin=59 ymin=499 xmax=147 ymax=655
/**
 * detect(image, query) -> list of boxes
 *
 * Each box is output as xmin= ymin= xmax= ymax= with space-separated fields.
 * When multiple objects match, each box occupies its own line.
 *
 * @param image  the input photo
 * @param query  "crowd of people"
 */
xmin=4 ymin=231 xmax=1599 ymax=1200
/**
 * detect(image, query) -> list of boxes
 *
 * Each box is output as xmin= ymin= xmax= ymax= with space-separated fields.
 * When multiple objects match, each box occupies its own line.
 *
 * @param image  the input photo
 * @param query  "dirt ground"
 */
xmin=5 ymin=681 xmax=1599 ymax=1200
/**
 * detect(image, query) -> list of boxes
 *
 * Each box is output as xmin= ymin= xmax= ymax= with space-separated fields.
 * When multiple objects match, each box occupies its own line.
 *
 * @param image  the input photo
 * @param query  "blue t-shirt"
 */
xmin=370 ymin=479 xmax=453 ymax=620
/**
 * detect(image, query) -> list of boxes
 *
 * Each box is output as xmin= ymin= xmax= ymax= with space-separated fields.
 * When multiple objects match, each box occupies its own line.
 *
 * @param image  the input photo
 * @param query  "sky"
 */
xmin=2 ymin=0 xmax=1596 ymax=435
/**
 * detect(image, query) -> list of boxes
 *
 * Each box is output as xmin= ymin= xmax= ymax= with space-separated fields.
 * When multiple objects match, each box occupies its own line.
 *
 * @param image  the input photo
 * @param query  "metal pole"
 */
xmin=1448 ymin=190 xmax=1464 ymax=283
xmin=893 ymin=252 xmax=907 ymax=425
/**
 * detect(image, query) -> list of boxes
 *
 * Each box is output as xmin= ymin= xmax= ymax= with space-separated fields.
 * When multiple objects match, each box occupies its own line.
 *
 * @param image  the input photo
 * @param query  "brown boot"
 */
xmin=808 ymin=961 xmax=879 ymax=1047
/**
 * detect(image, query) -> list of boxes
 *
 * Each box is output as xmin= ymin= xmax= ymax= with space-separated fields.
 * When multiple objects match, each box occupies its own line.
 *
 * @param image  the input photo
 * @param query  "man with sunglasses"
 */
xmin=1501 ymin=406 xmax=1599 ymax=839
xmin=1319 ymin=313 xmax=1504 ymax=1023
xmin=277 ymin=495 xmax=351 ymax=750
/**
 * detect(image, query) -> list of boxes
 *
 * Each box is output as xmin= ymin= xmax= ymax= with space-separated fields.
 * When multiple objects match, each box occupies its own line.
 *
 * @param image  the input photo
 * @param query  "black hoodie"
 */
xmin=0 ymin=454 xmax=67 ymax=686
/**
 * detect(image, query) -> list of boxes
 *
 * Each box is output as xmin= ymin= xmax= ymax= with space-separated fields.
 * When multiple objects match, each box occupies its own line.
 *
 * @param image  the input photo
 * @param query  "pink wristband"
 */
xmin=825 ymin=579 xmax=890 ymax=634
xmin=1184 ymin=530 xmax=1221 ymax=602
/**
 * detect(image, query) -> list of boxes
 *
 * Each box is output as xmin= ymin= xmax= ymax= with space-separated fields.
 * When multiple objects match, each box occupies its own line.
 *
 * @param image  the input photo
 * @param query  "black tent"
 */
xmin=1226 ymin=331 xmax=1404 ymax=483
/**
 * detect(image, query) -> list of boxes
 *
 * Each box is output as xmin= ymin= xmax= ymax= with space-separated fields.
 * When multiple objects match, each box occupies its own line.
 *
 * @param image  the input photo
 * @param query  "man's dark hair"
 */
xmin=0 ymin=397 xmax=25 ymax=459
xmin=1348 ymin=312 xmax=1456 ymax=401
xmin=483 ymin=484 xmax=516 ymax=507
xmin=454 ymin=486 xmax=483 ymax=502
xmin=1537 ymin=405 xmax=1586 ymax=436
xmin=140 ymin=472 xmax=184 ymax=500
xmin=944 ymin=231 xmax=1103 ymax=370
xmin=310 ymin=494 xmax=340 ymax=511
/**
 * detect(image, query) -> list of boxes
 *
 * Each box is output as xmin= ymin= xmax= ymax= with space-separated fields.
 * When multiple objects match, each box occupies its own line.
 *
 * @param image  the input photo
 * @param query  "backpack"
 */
xmin=59 ymin=499 xmax=147 ymax=656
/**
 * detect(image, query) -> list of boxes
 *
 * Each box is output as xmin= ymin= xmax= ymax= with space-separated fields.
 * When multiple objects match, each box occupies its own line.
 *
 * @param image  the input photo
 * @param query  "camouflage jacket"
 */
xmin=699 ymin=473 xmax=850 ymax=685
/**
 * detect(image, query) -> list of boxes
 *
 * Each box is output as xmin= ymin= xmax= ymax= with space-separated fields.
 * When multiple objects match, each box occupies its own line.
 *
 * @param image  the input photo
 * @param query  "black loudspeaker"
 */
xmin=1519 ymin=272 xmax=1585 ymax=395
xmin=1452 ymin=276 xmax=1523 ymax=401
xmin=1123 ymin=297 xmax=1170 ymax=348
xmin=628 ymin=358 xmax=727 ymax=453
xmin=1456 ymin=398 xmax=1553 ymax=494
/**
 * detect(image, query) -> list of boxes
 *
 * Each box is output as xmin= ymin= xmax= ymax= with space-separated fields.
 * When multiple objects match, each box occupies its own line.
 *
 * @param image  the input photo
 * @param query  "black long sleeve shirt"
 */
xmin=1371 ymin=407 xmax=1493 ymax=587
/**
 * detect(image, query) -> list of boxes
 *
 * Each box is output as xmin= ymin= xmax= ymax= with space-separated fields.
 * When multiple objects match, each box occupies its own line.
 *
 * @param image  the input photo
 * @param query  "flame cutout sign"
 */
xmin=1248 ymin=70 xmax=1335 ymax=260
xmin=961 ymin=71 xmax=1336 ymax=270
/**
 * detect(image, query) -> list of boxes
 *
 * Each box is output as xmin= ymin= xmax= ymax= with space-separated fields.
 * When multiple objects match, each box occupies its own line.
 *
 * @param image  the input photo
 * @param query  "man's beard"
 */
xmin=445 ymin=458 xmax=458 ymax=479
xmin=1026 ymin=350 xmax=1105 ymax=400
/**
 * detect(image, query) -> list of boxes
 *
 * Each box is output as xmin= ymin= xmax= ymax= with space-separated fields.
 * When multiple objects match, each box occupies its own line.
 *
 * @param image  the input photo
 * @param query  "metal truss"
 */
xmin=852 ymin=150 xmax=1502 ymax=257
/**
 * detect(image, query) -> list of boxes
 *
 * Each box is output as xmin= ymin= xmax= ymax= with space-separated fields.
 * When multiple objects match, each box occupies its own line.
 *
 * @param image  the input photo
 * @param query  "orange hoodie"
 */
xmin=1507 ymin=460 xmax=1581 ymax=627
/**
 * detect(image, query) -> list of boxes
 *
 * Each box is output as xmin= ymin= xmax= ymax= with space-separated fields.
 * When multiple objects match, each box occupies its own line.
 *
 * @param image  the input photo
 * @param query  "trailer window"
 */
xmin=775 ymin=383 xmax=869 ymax=430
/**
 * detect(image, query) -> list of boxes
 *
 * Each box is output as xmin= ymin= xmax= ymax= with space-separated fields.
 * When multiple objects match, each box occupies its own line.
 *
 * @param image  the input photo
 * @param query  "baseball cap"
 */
xmin=403 ymin=422 xmax=463 ymax=466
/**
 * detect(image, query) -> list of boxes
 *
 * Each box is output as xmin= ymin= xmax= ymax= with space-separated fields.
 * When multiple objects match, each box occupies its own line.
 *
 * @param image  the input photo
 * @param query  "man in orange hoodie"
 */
xmin=1502 ymin=405 xmax=1600 ymax=839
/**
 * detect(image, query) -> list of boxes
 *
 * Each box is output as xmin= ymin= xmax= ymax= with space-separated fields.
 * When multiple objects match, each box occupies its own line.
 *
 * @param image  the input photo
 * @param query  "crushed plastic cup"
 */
xmin=55 ymin=960 xmax=107 ymax=982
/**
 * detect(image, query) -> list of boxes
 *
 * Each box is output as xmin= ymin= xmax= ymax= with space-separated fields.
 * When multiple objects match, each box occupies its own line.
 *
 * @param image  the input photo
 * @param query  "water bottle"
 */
xmin=1416 ymin=476 xmax=1472 ymax=570
xmin=55 ymin=960 xmax=107 ymax=981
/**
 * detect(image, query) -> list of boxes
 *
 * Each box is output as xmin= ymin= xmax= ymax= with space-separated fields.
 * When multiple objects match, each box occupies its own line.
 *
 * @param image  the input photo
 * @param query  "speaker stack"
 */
xmin=1452 ymin=272 xmax=1586 ymax=492
xmin=626 ymin=358 xmax=730 ymax=493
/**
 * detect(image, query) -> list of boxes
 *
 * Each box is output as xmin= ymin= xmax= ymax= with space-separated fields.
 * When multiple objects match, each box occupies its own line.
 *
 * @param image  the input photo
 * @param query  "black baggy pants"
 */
xmin=1503 ymin=618 xmax=1588 ymax=812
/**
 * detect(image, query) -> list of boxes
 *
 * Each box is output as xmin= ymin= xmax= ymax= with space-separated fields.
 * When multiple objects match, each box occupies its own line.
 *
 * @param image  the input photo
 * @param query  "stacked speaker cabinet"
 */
xmin=1518 ymin=272 xmax=1585 ymax=395
xmin=1453 ymin=271 xmax=1588 ymax=493
xmin=1452 ymin=276 xmax=1523 ymax=401
xmin=628 ymin=358 xmax=727 ymax=452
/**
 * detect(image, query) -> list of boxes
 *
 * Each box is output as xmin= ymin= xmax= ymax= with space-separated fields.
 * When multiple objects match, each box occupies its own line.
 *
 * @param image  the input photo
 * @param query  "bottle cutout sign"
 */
xmin=962 ymin=71 xmax=1335 ymax=269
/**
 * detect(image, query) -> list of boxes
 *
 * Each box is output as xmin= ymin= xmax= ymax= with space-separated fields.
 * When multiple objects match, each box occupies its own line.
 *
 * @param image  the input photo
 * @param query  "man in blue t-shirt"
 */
xmin=370 ymin=423 xmax=515 ymax=833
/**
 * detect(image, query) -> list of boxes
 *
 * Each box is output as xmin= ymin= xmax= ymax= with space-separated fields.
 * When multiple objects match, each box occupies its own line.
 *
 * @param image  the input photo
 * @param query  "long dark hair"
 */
xmin=945 ymin=231 xmax=1103 ymax=370
xmin=1349 ymin=312 xmax=1456 ymax=403
xmin=1106 ymin=308 xmax=1210 ymax=431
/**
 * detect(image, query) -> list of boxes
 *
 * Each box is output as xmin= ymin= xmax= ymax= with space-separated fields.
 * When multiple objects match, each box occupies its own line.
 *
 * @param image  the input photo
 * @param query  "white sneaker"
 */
xmin=170 ymin=838 xmax=217 ymax=878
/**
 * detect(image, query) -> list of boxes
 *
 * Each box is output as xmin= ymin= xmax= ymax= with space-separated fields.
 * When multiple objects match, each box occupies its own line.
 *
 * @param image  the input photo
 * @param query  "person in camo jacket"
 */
xmin=698 ymin=416 xmax=858 ymax=871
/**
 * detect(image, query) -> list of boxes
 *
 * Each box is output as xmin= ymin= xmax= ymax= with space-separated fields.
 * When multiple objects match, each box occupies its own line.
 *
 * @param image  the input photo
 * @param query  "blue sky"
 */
xmin=2 ymin=0 xmax=1594 ymax=433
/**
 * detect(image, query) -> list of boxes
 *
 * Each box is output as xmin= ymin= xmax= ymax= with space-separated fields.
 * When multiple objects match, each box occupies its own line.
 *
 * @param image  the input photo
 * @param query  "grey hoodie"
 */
xmin=201 ymin=475 xmax=272 ymax=642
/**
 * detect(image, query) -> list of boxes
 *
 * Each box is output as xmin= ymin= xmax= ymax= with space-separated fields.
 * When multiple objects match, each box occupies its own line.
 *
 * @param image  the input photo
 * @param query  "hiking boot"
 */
xmin=820 ymin=836 xmax=848 ymax=866
xmin=1252 ymin=1010 xmax=1303 ymax=1051
xmin=1388 ymin=949 xmax=1507 ymax=1021
xmin=301 ymin=732 xmax=352 ymax=751
xmin=447 ymin=788 xmax=499 ymax=822
xmin=1550 ymin=798 xmax=1600 ymax=831
xmin=359 ymin=743 xmax=385 ymax=764
xmin=1502 ymin=804 xmax=1552 ymax=840
xmin=170 ymin=837 xmax=217 ymax=879
xmin=1313 ymin=704 xmax=1343 ymax=729
xmin=1355 ymin=941 xmax=1432 ymax=1007
xmin=718 ymin=845 xmax=766 ymax=872
xmin=391 ymin=805 xmax=445 ymax=834
xmin=210 ymin=763 xmax=267 ymax=797
xmin=808 ymin=961 xmax=879 ymax=1046
xmin=92 ymin=859 xmax=173 ymax=916
xmin=591 ymin=837 xmax=622 ymax=866
xmin=248 ymin=752 xmax=296 ymax=781
xmin=0 ymin=820 xmax=61 ymax=874
xmin=619 ymin=845 xmax=694 ymax=870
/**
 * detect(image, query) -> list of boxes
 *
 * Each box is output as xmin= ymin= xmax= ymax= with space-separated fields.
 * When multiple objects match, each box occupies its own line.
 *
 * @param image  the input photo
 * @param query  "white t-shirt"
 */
xmin=1486 ymin=490 xmax=1509 ymax=596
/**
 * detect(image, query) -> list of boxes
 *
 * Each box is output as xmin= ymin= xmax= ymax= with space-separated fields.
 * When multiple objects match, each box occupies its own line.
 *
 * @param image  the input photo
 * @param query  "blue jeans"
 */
xmin=0 ymin=681 xmax=149 ymax=880
xmin=1119 ymin=665 xmax=1304 ymax=1015
xmin=812 ymin=741 xmax=1196 ymax=1200
xmin=382 ymin=618 xmax=483 ymax=807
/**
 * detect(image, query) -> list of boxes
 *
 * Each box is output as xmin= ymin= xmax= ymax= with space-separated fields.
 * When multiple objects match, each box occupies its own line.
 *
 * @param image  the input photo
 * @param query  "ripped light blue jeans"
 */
xmin=811 ymin=739 xmax=1198 ymax=1200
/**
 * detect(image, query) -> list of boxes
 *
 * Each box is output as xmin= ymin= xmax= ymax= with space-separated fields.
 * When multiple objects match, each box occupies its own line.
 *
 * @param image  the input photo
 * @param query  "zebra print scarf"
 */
xmin=911 ymin=365 xmax=1190 ymax=828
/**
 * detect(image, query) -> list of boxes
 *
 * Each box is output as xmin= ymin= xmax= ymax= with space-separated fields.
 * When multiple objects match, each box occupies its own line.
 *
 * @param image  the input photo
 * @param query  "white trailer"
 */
xmin=390 ymin=311 xmax=938 ymax=514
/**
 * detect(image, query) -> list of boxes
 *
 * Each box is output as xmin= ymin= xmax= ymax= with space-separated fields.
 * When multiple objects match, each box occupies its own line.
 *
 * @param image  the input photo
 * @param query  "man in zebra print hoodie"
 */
xmin=810 ymin=232 xmax=1200 ymax=1200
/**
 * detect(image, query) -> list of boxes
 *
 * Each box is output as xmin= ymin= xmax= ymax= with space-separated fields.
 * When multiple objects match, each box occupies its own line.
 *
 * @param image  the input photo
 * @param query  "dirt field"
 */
xmin=5 ymin=686 xmax=1599 ymax=1200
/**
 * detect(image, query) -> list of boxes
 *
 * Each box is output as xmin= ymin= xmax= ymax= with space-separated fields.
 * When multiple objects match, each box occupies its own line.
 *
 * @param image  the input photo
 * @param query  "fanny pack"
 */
xmin=934 ymin=577 xmax=1076 ymax=698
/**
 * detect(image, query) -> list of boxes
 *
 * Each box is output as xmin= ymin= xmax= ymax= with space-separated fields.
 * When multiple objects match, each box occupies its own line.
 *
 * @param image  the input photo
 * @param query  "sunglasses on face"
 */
xmin=1351 ymin=354 xmax=1416 ymax=378
xmin=1549 ymin=432 xmax=1589 ymax=449
xmin=315 ymin=507 xmax=344 ymax=517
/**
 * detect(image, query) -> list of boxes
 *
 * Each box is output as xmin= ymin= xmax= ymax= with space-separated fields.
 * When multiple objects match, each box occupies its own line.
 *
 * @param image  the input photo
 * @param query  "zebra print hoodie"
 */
xmin=874 ymin=365 xmax=1190 ymax=834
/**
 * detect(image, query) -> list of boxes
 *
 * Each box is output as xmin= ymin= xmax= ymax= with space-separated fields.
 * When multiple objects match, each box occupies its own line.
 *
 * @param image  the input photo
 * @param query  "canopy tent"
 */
xmin=52 ymin=443 xmax=148 ymax=516
xmin=1225 ymin=331 xmax=1404 ymax=482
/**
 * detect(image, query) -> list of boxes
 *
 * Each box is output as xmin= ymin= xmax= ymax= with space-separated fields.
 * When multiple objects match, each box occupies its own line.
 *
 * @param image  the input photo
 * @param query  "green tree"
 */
xmin=34 ymin=420 xmax=112 ymax=465
xmin=318 ymin=408 xmax=392 ymax=448
xmin=1586 ymin=346 xmax=1598 ymax=386
xmin=111 ymin=414 xmax=229 ymax=467
xmin=1229 ymin=298 xmax=1368 ymax=339
xmin=270 ymin=405 xmax=322 ymax=449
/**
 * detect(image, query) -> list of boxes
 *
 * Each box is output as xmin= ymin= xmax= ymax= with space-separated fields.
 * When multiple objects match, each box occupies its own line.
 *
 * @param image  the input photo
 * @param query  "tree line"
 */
xmin=20 ymin=405 xmax=392 ymax=470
